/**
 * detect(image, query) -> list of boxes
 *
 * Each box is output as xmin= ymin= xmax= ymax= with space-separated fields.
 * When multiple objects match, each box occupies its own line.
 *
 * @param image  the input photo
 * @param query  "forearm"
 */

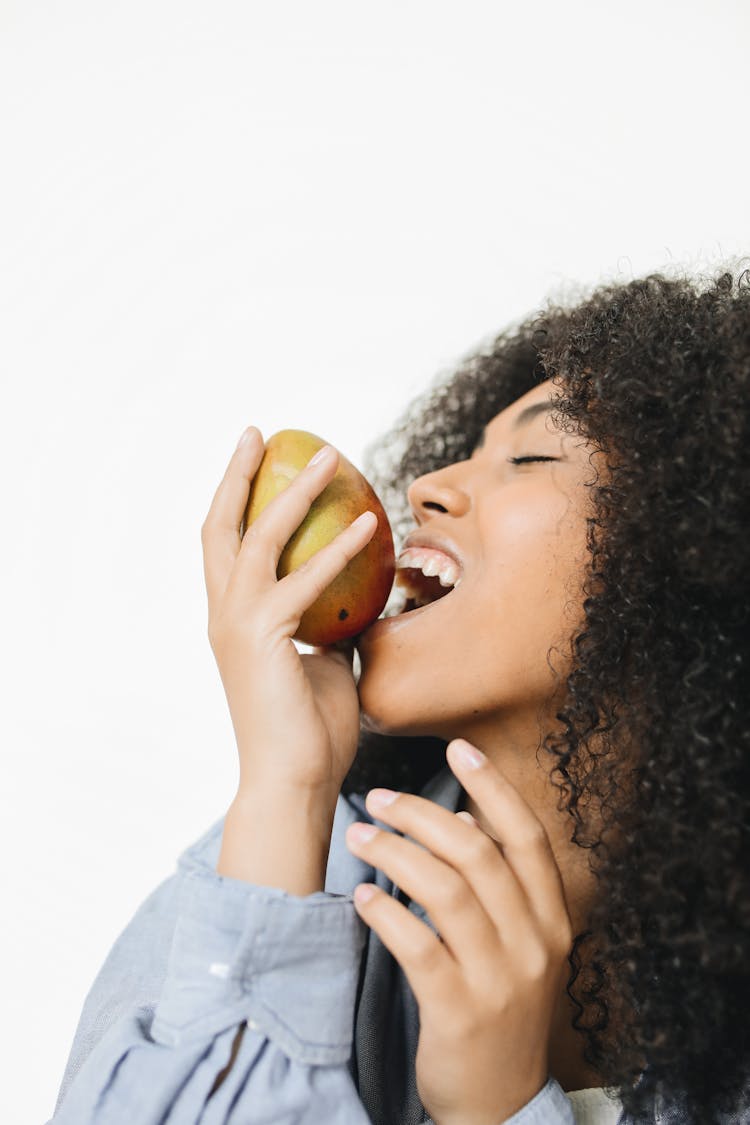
xmin=216 ymin=786 xmax=339 ymax=895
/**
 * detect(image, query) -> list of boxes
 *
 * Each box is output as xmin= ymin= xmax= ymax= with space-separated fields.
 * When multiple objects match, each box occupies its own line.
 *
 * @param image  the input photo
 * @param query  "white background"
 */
xmin=1 ymin=1 xmax=748 ymax=1120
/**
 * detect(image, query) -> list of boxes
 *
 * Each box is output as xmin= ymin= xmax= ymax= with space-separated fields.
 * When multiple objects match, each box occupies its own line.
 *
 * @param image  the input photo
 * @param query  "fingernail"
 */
xmin=351 ymin=510 xmax=376 ymax=531
xmin=236 ymin=426 xmax=257 ymax=450
xmin=451 ymin=740 xmax=485 ymax=769
xmin=354 ymin=883 xmax=377 ymax=904
xmin=367 ymin=788 xmax=398 ymax=810
xmin=308 ymin=444 xmax=334 ymax=467
xmin=348 ymin=822 xmax=378 ymax=844
xmin=456 ymin=810 xmax=479 ymax=828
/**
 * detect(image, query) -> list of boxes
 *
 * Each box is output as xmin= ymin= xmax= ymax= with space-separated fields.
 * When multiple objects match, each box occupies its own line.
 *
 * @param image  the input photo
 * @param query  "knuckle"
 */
xmin=462 ymin=831 xmax=496 ymax=867
xmin=240 ymin=525 xmax=277 ymax=570
xmin=240 ymin=521 xmax=262 ymax=546
xmin=329 ymin=539 xmax=353 ymax=569
xmin=519 ymin=822 xmax=550 ymax=851
xmin=291 ymin=556 xmax=326 ymax=595
xmin=437 ymin=874 xmax=471 ymax=912
xmin=487 ymin=989 xmax=512 ymax=1020
xmin=522 ymin=940 xmax=551 ymax=982
xmin=554 ymin=921 xmax=575 ymax=957
xmin=207 ymin=616 xmax=227 ymax=648
xmin=294 ymin=539 xmax=346 ymax=586
xmin=416 ymin=934 xmax=445 ymax=969
xmin=291 ymin=475 xmax=320 ymax=508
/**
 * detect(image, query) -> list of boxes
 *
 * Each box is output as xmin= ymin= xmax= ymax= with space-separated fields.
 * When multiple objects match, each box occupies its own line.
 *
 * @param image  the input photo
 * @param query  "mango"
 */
xmin=242 ymin=429 xmax=396 ymax=646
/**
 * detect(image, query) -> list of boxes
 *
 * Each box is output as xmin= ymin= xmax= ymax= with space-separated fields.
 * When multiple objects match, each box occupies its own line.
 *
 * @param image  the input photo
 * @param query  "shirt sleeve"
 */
xmin=48 ymin=795 xmax=376 ymax=1124
xmin=498 ymin=1077 xmax=575 ymax=1124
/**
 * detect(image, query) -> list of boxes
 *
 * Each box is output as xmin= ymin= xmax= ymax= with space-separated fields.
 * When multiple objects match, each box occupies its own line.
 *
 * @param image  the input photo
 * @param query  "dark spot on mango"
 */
xmin=338 ymin=608 xmax=349 ymax=621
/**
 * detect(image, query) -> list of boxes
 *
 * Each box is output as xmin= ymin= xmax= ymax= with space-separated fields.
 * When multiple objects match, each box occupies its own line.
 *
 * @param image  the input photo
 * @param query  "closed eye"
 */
xmin=507 ymin=455 xmax=559 ymax=464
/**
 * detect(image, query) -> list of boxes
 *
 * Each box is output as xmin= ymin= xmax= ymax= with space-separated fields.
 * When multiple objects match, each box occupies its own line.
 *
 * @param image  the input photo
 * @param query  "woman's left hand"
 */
xmin=344 ymin=738 xmax=574 ymax=1125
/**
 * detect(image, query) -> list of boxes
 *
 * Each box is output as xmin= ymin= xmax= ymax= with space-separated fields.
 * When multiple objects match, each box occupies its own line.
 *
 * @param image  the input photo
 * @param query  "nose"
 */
xmin=406 ymin=462 xmax=471 ymax=522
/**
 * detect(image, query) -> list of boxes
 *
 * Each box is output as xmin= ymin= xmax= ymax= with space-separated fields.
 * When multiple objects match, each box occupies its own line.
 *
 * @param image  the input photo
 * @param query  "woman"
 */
xmin=50 ymin=264 xmax=749 ymax=1124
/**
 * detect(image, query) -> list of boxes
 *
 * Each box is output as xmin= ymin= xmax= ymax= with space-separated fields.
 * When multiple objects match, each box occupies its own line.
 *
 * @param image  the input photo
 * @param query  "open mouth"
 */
xmin=355 ymin=561 xmax=463 ymax=644
xmin=391 ymin=567 xmax=460 ymax=615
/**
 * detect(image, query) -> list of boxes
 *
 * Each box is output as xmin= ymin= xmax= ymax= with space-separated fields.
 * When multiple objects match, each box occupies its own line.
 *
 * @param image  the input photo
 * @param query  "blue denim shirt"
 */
xmin=47 ymin=765 xmax=735 ymax=1124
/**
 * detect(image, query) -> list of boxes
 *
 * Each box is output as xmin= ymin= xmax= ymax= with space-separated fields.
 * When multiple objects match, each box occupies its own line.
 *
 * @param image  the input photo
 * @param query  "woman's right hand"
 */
xmin=201 ymin=426 xmax=378 ymax=801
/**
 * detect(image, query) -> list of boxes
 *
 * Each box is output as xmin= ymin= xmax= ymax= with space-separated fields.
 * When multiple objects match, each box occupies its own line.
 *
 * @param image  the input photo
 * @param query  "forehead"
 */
xmin=505 ymin=378 xmax=556 ymax=417
xmin=482 ymin=379 xmax=560 ymax=439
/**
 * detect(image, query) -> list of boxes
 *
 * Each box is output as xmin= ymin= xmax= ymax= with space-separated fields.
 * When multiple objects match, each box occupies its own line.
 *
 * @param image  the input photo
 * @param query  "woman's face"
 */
xmin=355 ymin=378 xmax=606 ymax=749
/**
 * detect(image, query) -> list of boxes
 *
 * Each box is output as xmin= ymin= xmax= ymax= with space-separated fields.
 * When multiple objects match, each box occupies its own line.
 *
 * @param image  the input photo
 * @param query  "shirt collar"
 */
xmin=418 ymin=762 xmax=467 ymax=813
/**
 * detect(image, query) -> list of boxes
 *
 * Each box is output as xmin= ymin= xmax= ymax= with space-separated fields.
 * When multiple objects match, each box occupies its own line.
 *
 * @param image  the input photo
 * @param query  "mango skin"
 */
xmin=242 ymin=429 xmax=396 ymax=645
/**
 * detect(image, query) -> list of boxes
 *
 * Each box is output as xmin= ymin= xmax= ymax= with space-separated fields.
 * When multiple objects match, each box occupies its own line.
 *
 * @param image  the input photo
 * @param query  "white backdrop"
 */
xmin=1 ymin=1 xmax=748 ymax=1120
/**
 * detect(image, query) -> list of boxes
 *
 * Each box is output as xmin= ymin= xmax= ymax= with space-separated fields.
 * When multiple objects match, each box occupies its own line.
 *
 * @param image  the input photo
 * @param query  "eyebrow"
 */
xmin=473 ymin=399 xmax=555 ymax=451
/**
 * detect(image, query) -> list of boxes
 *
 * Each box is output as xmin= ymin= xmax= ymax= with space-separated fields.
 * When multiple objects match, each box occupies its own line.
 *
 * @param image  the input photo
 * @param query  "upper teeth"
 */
xmin=396 ymin=547 xmax=463 ymax=590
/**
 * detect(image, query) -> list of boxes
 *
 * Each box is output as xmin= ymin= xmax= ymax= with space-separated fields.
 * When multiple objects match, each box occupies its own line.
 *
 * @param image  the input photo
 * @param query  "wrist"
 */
xmin=216 ymin=786 xmax=338 ymax=895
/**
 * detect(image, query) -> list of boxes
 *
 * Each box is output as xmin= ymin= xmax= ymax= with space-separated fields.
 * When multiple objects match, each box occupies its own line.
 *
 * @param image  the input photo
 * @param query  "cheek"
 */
xmin=355 ymin=490 xmax=593 ymax=732
xmin=484 ymin=496 xmax=590 ymax=633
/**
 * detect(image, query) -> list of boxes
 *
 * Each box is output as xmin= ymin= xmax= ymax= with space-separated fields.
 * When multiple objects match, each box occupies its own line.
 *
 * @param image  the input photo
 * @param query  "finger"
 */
xmin=350 ymin=882 xmax=459 ymax=1009
xmin=267 ymin=511 xmax=377 ymax=632
xmin=447 ymin=740 xmax=573 ymax=946
xmin=455 ymin=810 xmax=479 ymax=828
xmin=201 ymin=427 xmax=264 ymax=616
xmin=358 ymin=792 xmax=536 ymax=967
xmin=234 ymin=443 xmax=342 ymax=589
xmin=345 ymin=821 xmax=500 ymax=980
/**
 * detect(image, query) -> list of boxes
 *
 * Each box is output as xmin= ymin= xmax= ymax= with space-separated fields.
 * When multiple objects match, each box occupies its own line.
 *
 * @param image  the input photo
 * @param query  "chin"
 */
xmin=357 ymin=685 xmax=423 ymax=738
xmin=354 ymin=630 xmax=483 ymax=739
xmin=355 ymin=676 xmax=454 ymax=741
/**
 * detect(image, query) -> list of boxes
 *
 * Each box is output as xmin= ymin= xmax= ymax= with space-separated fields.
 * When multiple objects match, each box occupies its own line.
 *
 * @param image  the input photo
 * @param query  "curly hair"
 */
xmin=341 ymin=261 xmax=750 ymax=1123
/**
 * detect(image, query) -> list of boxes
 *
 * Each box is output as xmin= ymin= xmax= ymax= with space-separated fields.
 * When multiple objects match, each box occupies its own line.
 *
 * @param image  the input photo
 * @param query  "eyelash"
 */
xmin=507 ymin=456 xmax=558 ymax=464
